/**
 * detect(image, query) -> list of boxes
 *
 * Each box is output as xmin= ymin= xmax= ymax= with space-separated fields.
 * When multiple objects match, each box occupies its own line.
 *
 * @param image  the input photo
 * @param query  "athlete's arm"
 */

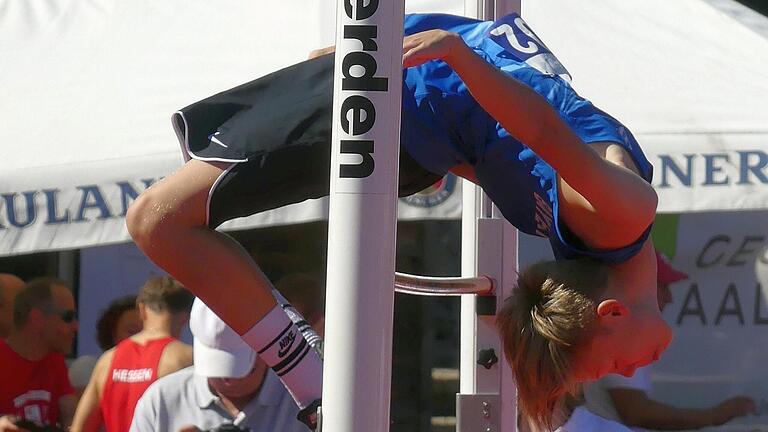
xmin=403 ymin=30 xmax=658 ymax=248
xmin=70 ymin=352 xmax=112 ymax=432
xmin=609 ymin=388 xmax=755 ymax=429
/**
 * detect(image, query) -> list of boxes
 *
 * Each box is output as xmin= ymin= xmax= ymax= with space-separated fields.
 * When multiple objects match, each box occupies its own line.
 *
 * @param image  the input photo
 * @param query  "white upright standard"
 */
xmin=459 ymin=1 xmax=521 ymax=431
xmin=322 ymin=0 xmax=405 ymax=431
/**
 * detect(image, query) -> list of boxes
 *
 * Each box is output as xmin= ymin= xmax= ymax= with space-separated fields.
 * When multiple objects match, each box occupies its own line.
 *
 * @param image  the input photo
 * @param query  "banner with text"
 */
xmin=651 ymin=210 xmax=768 ymax=432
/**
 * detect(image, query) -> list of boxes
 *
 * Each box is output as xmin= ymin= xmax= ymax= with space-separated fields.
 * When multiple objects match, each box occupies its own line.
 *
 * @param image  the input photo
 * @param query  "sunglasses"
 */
xmin=45 ymin=308 xmax=78 ymax=323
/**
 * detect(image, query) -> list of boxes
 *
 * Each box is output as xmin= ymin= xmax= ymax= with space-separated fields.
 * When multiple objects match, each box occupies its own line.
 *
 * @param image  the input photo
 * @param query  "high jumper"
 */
xmin=126 ymin=12 xmax=670 ymax=430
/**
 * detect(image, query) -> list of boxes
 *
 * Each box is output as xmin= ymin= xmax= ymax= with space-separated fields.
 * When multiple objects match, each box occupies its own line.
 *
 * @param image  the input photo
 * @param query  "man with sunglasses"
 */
xmin=0 ymin=277 xmax=79 ymax=431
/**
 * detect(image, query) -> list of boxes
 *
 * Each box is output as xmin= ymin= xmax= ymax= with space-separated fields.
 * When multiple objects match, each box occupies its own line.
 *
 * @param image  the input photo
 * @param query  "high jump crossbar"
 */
xmin=394 ymin=272 xmax=494 ymax=296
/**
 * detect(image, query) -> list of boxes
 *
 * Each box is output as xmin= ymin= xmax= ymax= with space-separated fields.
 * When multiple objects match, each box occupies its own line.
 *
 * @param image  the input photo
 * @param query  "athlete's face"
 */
xmin=570 ymin=301 xmax=672 ymax=382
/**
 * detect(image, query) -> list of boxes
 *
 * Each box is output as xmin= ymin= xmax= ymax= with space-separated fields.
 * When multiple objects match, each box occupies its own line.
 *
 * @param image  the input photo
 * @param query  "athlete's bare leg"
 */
xmin=126 ymin=159 xmax=276 ymax=333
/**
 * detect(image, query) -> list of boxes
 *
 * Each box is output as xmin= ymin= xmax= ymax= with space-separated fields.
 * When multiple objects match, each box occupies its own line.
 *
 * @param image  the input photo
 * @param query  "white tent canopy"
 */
xmin=2 ymin=0 xmax=767 ymax=256
xmin=523 ymin=0 xmax=768 ymax=214
xmin=0 ymin=0 xmax=461 ymax=256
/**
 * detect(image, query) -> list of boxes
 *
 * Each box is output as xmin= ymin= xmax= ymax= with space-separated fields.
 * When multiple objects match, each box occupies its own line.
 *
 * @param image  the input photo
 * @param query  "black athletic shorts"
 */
xmin=171 ymin=54 xmax=441 ymax=228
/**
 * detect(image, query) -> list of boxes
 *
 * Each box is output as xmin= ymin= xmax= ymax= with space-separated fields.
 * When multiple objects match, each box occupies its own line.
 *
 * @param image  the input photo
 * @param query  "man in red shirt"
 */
xmin=0 ymin=277 xmax=79 ymax=431
xmin=70 ymin=276 xmax=194 ymax=432
xmin=0 ymin=273 xmax=24 ymax=338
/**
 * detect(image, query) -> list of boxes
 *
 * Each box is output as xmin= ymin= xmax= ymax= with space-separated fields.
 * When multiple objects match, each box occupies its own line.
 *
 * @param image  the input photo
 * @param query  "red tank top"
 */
xmin=100 ymin=336 xmax=176 ymax=432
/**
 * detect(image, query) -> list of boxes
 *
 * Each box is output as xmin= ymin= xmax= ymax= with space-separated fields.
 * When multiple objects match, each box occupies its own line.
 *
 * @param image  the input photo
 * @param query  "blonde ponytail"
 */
xmin=496 ymin=259 xmax=608 ymax=430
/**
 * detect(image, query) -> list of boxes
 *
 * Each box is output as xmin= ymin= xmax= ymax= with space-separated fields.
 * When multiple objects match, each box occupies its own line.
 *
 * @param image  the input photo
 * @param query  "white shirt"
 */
xmin=130 ymin=366 xmax=308 ymax=432
xmin=582 ymin=366 xmax=653 ymax=432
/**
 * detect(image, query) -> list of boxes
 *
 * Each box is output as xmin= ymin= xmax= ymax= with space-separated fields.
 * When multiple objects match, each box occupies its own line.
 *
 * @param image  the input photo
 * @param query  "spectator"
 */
xmin=96 ymin=295 xmax=141 ymax=351
xmin=0 ymin=277 xmax=78 ymax=430
xmin=69 ymin=295 xmax=142 ymax=398
xmin=70 ymin=276 xmax=195 ymax=432
xmin=0 ymin=273 xmax=24 ymax=338
xmin=580 ymin=252 xmax=755 ymax=431
xmin=129 ymin=298 xmax=311 ymax=432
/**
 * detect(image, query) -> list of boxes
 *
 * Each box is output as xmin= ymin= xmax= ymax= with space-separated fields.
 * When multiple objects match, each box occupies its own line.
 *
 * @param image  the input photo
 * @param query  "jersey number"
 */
xmin=489 ymin=17 xmax=544 ymax=55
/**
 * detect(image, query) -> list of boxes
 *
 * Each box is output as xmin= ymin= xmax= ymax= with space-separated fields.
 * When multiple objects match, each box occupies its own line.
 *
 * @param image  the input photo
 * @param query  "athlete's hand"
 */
xmin=402 ymin=30 xmax=464 ymax=68
xmin=308 ymin=46 xmax=335 ymax=59
xmin=708 ymin=396 xmax=756 ymax=425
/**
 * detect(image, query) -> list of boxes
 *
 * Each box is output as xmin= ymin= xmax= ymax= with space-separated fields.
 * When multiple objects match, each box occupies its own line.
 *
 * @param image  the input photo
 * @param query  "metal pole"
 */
xmin=322 ymin=0 xmax=405 ymax=431
xmin=459 ymin=1 xmax=520 ymax=431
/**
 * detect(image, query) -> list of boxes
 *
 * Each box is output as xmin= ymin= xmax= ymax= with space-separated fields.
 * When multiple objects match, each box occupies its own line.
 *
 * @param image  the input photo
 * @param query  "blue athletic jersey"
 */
xmin=401 ymin=13 xmax=654 ymax=263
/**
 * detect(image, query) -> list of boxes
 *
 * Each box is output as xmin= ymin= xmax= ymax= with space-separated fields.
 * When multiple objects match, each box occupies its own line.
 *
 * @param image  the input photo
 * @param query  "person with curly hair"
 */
xmin=95 ymin=295 xmax=141 ymax=352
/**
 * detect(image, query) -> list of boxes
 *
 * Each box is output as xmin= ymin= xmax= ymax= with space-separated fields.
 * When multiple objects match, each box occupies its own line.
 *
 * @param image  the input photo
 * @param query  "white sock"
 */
xmin=242 ymin=305 xmax=323 ymax=409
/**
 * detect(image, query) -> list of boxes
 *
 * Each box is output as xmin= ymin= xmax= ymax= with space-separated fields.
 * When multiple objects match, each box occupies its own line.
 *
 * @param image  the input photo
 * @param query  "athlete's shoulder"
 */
xmin=158 ymin=341 xmax=193 ymax=377
xmin=163 ymin=339 xmax=191 ymax=353
xmin=95 ymin=347 xmax=117 ymax=371
xmin=91 ymin=348 xmax=116 ymax=394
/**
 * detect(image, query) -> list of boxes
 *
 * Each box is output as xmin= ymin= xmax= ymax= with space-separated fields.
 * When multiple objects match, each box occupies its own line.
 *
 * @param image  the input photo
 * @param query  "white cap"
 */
xmin=190 ymin=298 xmax=256 ymax=378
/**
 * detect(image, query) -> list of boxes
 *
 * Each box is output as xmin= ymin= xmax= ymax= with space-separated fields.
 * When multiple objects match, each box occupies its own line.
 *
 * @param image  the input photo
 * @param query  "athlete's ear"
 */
xmin=596 ymin=299 xmax=628 ymax=319
xmin=137 ymin=302 xmax=149 ymax=321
